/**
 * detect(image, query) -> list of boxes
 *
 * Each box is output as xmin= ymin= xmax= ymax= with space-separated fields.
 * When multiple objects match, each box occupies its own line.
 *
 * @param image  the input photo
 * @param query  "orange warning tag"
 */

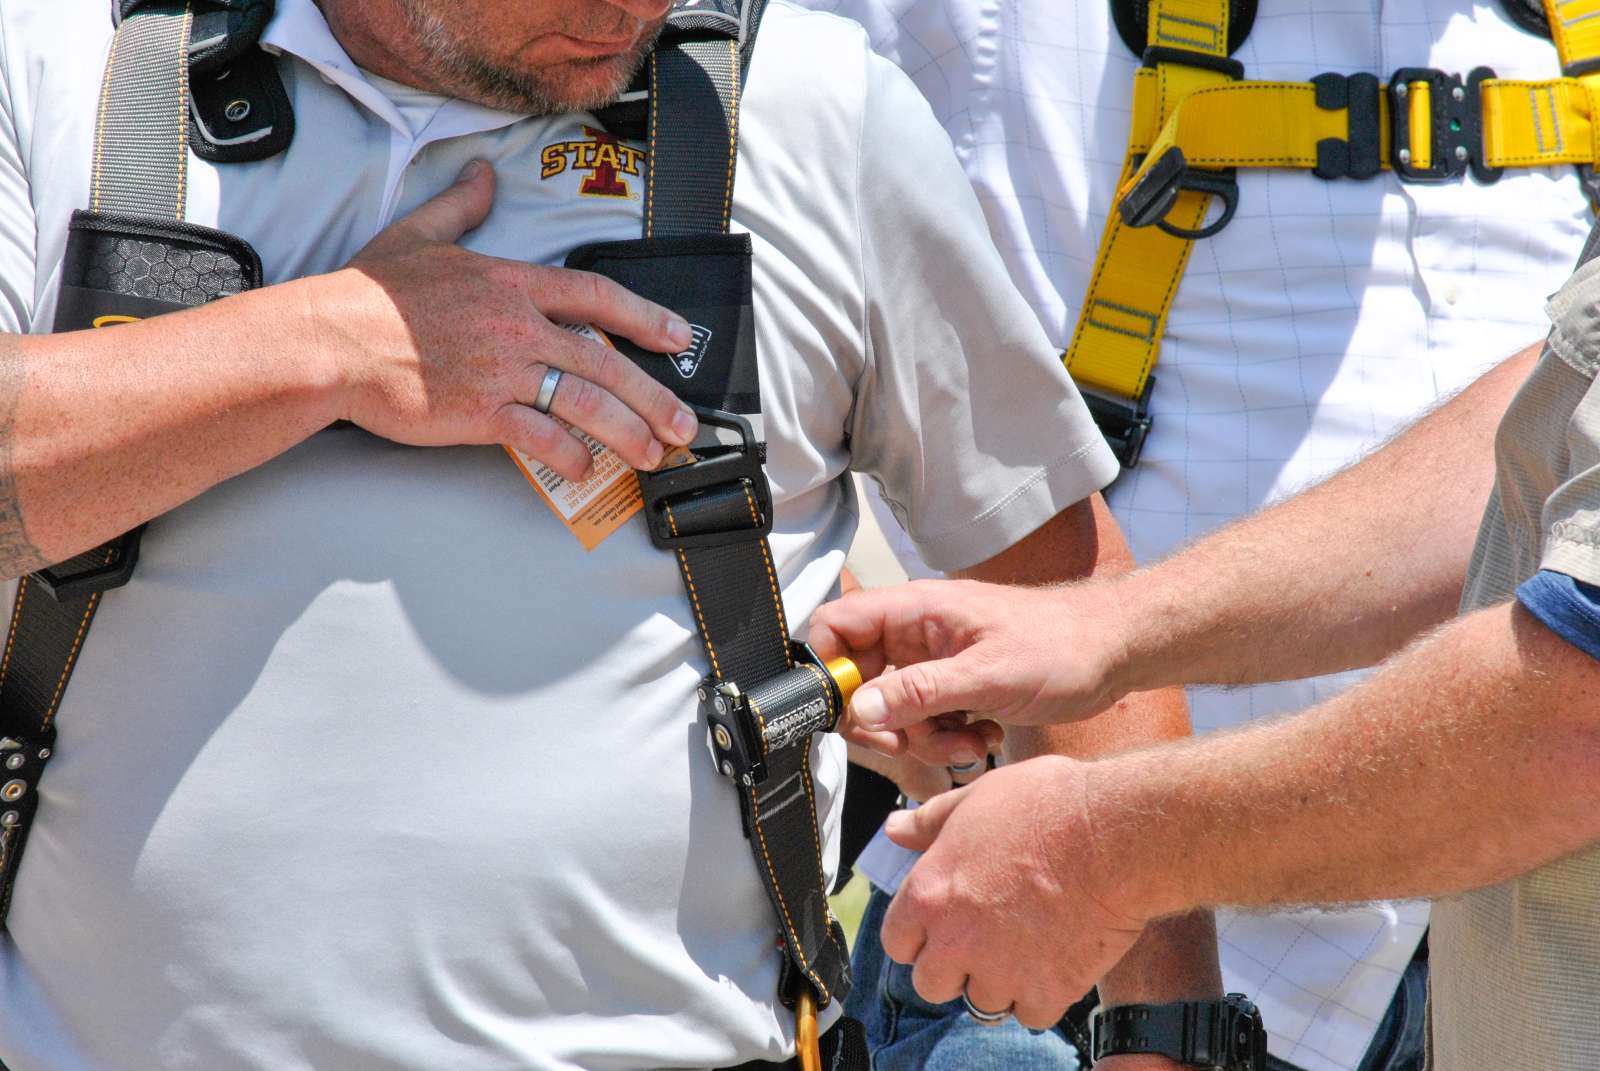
xmin=504 ymin=325 xmax=690 ymax=551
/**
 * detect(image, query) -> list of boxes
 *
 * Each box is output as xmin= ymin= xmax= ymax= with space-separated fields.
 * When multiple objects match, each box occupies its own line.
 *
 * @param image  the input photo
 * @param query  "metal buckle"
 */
xmin=1388 ymin=66 xmax=1501 ymax=184
xmin=1083 ymin=378 xmax=1155 ymax=469
xmin=33 ymin=526 xmax=146 ymax=602
xmin=1118 ymin=146 xmax=1239 ymax=241
xmin=701 ymin=641 xmax=842 ymax=788
xmin=639 ymin=407 xmax=772 ymax=551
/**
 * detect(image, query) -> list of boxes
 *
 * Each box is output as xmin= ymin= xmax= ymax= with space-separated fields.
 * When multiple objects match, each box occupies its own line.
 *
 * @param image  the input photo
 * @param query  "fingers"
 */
xmin=899 ymin=715 xmax=1001 ymax=768
xmin=879 ymin=884 xmax=927 ymax=967
xmin=493 ymin=405 xmax=597 ymax=482
xmin=807 ymin=585 xmax=940 ymax=670
xmin=536 ymin=363 xmax=664 ymax=472
xmin=909 ymin=938 xmax=965 ymax=1005
xmin=883 ymin=782 xmax=971 ymax=852
xmin=849 ymin=653 xmax=994 ymax=733
xmin=382 ymin=160 xmax=496 ymax=248
xmin=542 ymin=331 xmax=698 ymax=450
xmin=528 ymin=265 xmax=696 ymax=367
xmin=960 ymin=975 xmax=1015 ymax=1025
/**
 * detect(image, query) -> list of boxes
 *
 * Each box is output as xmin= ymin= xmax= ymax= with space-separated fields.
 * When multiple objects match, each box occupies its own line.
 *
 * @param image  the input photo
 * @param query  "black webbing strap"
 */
xmin=0 ymin=3 xmax=196 ymax=926
xmin=641 ymin=3 xmax=852 ymax=1010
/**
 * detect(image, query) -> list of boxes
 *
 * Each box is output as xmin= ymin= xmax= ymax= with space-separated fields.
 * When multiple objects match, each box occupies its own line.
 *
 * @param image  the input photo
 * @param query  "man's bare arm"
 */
xmin=813 ymin=343 xmax=1541 ymax=733
xmin=1096 ymin=600 xmax=1600 ymax=916
xmin=0 ymin=163 xmax=696 ymax=579
xmin=879 ymin=600 xmax=1600 ymax=1016
xmin=956 ymin=496 xmax=1221 ymax=1025
xmin=1110 ymin=342 xmax=1541 ymax=690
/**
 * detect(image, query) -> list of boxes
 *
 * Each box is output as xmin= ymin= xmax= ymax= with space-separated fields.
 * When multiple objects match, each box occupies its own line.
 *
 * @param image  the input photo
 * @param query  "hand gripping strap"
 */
xmin=638 ymin=16 xmax=851 ymax=1009
xmin=0 ymin=5 xmax=265 ymax=930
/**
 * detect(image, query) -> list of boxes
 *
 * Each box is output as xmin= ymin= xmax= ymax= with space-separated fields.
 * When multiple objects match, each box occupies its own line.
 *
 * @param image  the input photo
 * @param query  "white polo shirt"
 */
xmin=806 ymin=1 xmax=1594 ymax=1069
xmin=0 ymin=2 xmax=1119 ymax=1069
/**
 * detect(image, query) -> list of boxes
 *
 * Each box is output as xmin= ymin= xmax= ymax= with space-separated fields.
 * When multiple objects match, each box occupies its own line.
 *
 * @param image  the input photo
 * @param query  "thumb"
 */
xmin=383 ymin=159 xmax=496 ymax=247
xmin=847 ymin=653 xmax=990 ymax=733
xmin=883 ymin=782 xmax=972 ymax=852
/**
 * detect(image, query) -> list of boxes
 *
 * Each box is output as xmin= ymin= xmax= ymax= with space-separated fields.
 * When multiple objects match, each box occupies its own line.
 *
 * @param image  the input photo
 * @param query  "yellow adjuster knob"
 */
xmin=825 ymin=656 xmax=862 ymax=709
xmin=796 ymin=988 xmax=822 ymax=1071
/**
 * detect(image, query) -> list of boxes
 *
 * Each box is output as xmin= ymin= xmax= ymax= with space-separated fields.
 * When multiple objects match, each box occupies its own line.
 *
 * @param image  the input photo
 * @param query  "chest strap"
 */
xmin=0 ymin=1 xmax=266 ymax=928
xmin=1070 ymin=0 xmax=1600 ymax=467
xmin=627 ymin=1 xmax=855 ymax=1055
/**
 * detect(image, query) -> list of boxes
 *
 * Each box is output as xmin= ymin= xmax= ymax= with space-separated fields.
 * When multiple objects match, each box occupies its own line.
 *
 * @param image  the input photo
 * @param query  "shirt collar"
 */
xmin=259 ymin=0 xmax=530 ymax=142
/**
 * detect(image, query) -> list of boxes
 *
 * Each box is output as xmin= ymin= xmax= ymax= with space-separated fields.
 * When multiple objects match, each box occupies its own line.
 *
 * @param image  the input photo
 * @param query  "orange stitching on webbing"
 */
xmin=721 ymin=39 xmax=739 ymax=232
xmin=750 ymin=775 xmax=831 ymax=1004
xmin=173 ymin=4 xmax=193 ymax=220
xmin=44 ymin=590 xmax=103 ymax=729
xmin=0 ymin=576 xmax=30 ymax=689
xmin=799 ymin=747 xmax=843 ymax=962
xmin=42 ymin=547 xmax=115 ymax=728
xmin=91 ymin=17 xmax=126 ymax=211
xmin=667 ymin=502 xmax=724 ymax=680
xmin=742 ymin=487 xmax=792 ymax=663
xmin=646 ymin=52 xmax=659 ymax=240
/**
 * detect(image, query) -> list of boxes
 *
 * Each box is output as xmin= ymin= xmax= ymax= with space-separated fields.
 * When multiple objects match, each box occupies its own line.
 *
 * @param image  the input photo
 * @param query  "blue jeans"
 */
xmin=845 ymin=886 xmax=1082 ymax=1071
xmin=848 ymin=885 xmax=1429 ymax=1071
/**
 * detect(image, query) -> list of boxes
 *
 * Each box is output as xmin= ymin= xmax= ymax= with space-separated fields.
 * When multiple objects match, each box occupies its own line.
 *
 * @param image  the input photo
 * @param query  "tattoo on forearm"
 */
xmin=0 ymin=339 xmax=46 ymax=579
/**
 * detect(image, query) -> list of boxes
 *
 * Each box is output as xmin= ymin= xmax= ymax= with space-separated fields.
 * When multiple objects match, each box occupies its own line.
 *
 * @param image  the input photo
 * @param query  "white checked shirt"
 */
xmin=805 ymin=1 xmax=1595 ymax=1068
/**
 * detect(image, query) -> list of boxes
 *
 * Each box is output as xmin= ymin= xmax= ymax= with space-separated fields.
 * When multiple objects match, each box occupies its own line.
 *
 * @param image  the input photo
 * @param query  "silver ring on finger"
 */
xmin=961 ymin=984 xmax=1014 ymax=1026
xmin=532 ymin=368 xmax=563 ymax=415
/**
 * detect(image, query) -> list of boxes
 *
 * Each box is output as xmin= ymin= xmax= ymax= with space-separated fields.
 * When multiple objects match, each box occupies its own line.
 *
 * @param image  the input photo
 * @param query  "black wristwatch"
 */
xmin=1090 ymin=993 xmax=1267 ymax=1070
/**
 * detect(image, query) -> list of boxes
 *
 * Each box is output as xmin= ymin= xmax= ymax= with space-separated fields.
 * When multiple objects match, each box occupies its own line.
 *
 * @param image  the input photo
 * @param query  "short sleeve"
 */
xmin=846 ymin=51 xmax=1117 ymax=573
xmin=0 ymin=15 xmax=36 ymax=333
xmin=1516 ymin=570 xmax=1600 ymax=662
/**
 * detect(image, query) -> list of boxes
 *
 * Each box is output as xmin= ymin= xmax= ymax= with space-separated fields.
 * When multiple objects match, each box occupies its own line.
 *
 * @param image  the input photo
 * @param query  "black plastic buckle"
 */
xmin=701 ymin=641 xmax=841 ymax=788
xmin=1140 ymin=46 xmax=1244 ymax=81
xmin=639 ymin=407 xmax=772 ymax=551
xmin=1311 ymin=72 xmax=1383 ymax=179
xmin=1388 ymin=67 xmax=1500 ymax=184
xmin=32 ymin=525 xmax=146 ymax=602
xmin=1119 ymin=147 xmax=1239 ymax=240
xmin=1083 ymin=378 xmax=1155 ymax=469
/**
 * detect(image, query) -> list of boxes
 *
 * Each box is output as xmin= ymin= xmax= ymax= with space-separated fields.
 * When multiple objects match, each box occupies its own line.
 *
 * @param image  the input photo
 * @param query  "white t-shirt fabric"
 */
xmin=805 ymin=1 xmax=1594 ymax=1069
xmin=0 ymin=2 xmax=1120 ymax=1069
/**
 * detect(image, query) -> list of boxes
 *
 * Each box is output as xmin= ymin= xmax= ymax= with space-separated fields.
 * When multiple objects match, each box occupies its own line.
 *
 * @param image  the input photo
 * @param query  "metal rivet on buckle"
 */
xmin=1 ymin=780 xmax=26 ymax=803
xmin=3 ymin=756 xmax=21 ymax=771
xmin=0 ymin=811 xmax=17 ymax=829
xmin=224 ymin=98 xmax=252 ymax=122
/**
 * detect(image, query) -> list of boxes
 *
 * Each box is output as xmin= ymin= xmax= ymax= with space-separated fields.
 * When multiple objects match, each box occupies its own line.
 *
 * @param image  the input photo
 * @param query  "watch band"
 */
xmin=1091 ymin=993 xmax=1267 ymax=1070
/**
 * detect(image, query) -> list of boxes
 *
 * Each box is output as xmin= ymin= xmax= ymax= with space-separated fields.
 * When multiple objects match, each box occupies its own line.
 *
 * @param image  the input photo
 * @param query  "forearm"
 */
xmin=1093 ymin=600 xmax=1600 ymax=920
xmin=4 ymin=280 xmax=338 ymax=574
xmin=961 ymin=496 xmax=1221 ymax=1003
xmin=1110 ymin=344 xmax=1537 ymax=692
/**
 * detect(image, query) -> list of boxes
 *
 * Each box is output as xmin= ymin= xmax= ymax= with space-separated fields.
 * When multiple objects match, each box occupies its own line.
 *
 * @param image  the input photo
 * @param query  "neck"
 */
xmin=313 ymin=0 xmax=449 ymax=93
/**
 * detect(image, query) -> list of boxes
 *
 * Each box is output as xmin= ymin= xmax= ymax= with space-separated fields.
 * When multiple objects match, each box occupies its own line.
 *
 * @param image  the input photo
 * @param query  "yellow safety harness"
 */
xmin=1068 ymin=0 xmax=1600 ymax=465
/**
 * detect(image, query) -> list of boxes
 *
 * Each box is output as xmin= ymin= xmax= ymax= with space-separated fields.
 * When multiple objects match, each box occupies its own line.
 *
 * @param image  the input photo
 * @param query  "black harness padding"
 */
xmin=118 ymin=0 xmax=293 ymax=163
xmin=575 ymin=0 xmax=853 ymax=1016
xmin=0 ymin=2 xmax=268 ymax=929
xmin=1499 ymin=0 xmax=1554 ymax=37
xmin=1109 ymin=0 xmax=1257 ymax=57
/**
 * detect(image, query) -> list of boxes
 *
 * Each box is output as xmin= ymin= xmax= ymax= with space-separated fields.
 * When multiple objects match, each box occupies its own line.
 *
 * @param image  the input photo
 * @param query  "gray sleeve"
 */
xmin=846 ymin=50 xmax=1118 ymax=573
xmin=0 ymin=14 xmax=35 ymax=334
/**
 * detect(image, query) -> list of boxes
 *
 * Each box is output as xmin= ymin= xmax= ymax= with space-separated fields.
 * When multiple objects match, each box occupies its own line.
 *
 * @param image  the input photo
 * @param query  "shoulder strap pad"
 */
xmin=114 ymin=0 xmax=291 ymax=163
xmin=1109 ymin=0 xmax=1256 ymax=56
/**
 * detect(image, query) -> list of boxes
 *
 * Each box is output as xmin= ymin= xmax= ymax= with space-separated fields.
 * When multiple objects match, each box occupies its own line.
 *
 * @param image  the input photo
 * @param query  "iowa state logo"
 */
xmin=540 ymin=126 xmax=645 ymax=199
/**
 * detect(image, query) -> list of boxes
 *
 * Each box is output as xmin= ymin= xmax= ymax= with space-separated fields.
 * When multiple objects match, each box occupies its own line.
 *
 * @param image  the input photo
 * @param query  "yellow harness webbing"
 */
xmin=1065 ymin=0 xmax=1600 ymax=462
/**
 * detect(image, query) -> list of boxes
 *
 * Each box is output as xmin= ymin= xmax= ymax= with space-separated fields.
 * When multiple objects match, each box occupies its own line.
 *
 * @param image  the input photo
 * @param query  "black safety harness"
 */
xmin=0 ymin=3 xmax=865 ymax=1067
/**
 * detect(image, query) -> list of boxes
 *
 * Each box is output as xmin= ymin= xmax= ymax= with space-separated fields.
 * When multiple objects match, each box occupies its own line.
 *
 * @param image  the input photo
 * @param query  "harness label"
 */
xmin=504 ymin=324 xmax=689 ymax=550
